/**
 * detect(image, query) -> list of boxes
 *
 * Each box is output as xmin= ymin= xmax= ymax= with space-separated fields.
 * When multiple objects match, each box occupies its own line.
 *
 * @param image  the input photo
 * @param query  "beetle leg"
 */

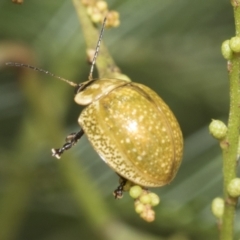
xmin=113 ymin=177 xmax=127 ymax=199
xmin=51 ymin=129 xmax=84 ymax=159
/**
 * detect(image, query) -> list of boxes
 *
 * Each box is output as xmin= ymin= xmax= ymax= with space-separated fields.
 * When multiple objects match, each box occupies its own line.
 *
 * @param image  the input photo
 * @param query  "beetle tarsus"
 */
xmin=51 ymin=148 xmax=61 ymax=159
xmin=113 ymin=178 xmax=127 ymax=199
xmin=51 ymin=129 xmax=84 ymax=159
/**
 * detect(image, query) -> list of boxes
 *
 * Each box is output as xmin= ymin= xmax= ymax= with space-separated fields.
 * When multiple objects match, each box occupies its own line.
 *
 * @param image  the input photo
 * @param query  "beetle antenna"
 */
xmin=6 ymin=17 xmax=107 ymax=85
xmin=88 ymin=17 xmax=107 ymax=81
xmin=5 ymin=62 xmax=78 ymax=87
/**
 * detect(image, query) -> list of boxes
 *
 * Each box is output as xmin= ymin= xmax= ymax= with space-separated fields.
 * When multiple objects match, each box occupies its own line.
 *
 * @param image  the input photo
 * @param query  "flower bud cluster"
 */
xmin=82 ymin=0 xmax=120 ymax=27
xmin=129 ymin=185 xmax=160 ymax=222
xmin=221 ymin=36 xmax=240 ymax=60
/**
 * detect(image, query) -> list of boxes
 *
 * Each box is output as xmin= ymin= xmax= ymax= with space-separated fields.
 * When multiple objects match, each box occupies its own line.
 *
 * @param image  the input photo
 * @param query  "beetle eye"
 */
xmin=74 ymin=79 xmax=97 ymax=95
xmin=74 ymin=84 xmax=82 ymax=94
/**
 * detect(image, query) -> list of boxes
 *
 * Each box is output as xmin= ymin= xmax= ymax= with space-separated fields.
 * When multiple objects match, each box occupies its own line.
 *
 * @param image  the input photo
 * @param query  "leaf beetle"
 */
xmin=6 ymin=17 xmax=183 ymax=197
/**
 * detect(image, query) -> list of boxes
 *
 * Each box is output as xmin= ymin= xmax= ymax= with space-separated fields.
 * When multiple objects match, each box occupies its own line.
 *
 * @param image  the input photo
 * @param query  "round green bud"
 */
xmin=140 ymin=209 xmax=155 ymax=222
xmin=135 ymin=203 xmax=145 ymax=214
xmin=86 ymin=6 xmax=93 ymax=16
xmin=229 ymin=36 xmax=240 ymax=53
xmin=91 ymin=12 xmax=102 ymax=24
xmin=211 ymin=197 xmax=224 ymax=219
xmin=139 ymin=193 xmax=151 ymax=204
xmin=221 ymin=40 xmax=233 ymax=60
xmin=227 ymin=178 xmax=240 ymax=197
xmin=96 ymin=0 xmax=108 ymax=12
xmin=149 ymin=193 xmax=160 ymax=206
xmin=209 ymin=119 xmax=228 ymax=140
xmin=129 ymin=185 xmax=143 ymax=199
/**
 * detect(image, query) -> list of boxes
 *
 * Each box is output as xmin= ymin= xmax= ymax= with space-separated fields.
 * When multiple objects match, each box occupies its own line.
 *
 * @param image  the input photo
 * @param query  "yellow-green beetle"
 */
xmin=51 ymin=76 xmax=183 ymax=191
xmin=73 ymin=78 xmax=183 ymax=188
xmin=7 ymin=18 xmax=183 ymax=196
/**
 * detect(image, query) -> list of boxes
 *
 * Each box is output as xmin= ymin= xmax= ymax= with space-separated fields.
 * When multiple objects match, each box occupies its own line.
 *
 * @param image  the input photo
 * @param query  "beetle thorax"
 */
xmin=74 ymin=78 xmax=128 ymax=106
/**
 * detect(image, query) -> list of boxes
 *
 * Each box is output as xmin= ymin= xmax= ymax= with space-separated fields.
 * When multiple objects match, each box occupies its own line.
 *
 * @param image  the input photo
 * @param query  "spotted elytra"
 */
xmin=6 ymin=17 xmax=183 ymax=198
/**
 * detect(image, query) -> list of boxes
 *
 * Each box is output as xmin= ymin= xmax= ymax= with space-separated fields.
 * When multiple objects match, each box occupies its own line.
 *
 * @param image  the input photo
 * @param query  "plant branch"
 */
xmin=72 ymin=0 xmax=121 ymax=79
xmin=221 ymin=1 xmax=240 ymax=239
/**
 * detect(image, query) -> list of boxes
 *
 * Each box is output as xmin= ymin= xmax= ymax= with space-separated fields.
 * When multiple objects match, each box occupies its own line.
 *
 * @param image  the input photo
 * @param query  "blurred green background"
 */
xmin=0 ymin=0 xmax=239 ymax=239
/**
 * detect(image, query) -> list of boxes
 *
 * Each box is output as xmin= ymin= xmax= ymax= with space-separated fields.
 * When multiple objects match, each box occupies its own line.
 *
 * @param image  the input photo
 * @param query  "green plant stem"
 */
xmin=221 ymin=2 xmax=240 ymax=239
xmin=72 ymin=0 xmax=120 ymax=79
